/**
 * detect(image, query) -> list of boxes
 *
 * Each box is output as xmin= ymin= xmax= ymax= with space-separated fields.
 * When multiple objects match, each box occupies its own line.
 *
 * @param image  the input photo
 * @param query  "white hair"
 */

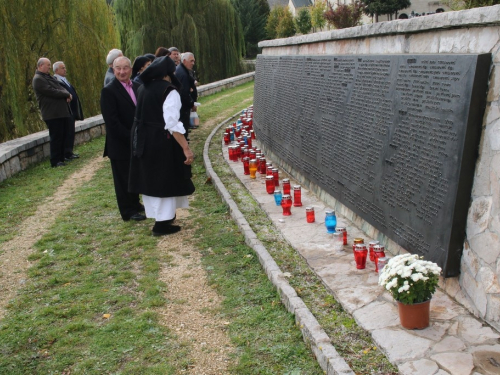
xmin=181 ymin=52 xmax=194 ymax=62
xmin=53 ymin=61 xmax=64 ymax=72
xmin=113 ymin=56 xmax=132 ymax=68
xmin=106 ymin=49 xmax=123 ymax=65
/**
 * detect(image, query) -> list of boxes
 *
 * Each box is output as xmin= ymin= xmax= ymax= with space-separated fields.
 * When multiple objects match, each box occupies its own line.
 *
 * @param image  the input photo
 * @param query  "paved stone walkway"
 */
xmin=209 ymin=123 xmax=500 ymax=374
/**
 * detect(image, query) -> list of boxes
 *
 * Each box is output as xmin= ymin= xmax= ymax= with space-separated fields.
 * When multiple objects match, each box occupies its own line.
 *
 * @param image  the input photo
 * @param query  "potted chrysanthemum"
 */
xmin=378 ymin=253 xmax=442 ymax=329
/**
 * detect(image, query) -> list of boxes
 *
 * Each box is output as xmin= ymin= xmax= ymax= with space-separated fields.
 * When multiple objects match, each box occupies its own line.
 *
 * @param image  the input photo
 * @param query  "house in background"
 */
xmin=288 ymin=0 xmax=313 ymax=16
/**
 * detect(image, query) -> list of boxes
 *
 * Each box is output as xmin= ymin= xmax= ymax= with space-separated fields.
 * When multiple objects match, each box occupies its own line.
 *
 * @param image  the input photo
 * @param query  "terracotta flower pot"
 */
xmin=397 ymin=299 xmax=431 ymax=329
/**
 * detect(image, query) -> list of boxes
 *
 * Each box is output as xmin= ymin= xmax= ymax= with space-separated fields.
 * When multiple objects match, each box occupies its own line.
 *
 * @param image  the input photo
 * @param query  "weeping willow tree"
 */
xmin=113 ymin=0 xmax=245 ymax=84
xmin=0 ymin=0 xmax=118 ymax=142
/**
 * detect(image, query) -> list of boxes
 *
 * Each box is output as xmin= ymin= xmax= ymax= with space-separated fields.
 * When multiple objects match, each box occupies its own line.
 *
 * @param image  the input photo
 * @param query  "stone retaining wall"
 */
xmin=0 ymin=72 xmax=255 ymax=183
xmin=258 ymin=5 xmax=500 ymax=330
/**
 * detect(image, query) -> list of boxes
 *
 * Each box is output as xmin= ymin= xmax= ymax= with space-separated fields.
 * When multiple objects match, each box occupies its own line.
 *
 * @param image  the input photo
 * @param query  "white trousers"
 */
xmin=142 ymin=195 xmax=189 ymax=221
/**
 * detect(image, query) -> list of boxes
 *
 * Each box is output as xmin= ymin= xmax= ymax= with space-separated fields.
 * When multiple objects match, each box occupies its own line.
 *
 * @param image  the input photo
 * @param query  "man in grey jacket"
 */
xmin=32 ymin=57 xmax=72 ymax=167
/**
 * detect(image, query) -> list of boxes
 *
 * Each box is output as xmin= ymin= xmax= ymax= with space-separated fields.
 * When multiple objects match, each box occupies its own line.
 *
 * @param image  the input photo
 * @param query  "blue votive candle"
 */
xmin=274 ymin=190 xmax=282 ymax=206
xmin=325 ymin=210 xmax=337 ymax=233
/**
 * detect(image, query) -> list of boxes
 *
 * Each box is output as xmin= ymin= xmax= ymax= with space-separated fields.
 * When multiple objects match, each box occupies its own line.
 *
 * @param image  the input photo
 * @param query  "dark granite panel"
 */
xmin=254 ymin=54 xmax=491 ymax=277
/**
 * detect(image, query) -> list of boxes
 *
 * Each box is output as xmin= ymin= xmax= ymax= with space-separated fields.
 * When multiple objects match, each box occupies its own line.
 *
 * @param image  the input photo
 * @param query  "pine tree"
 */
xmin=276 ymin=7 xmax=296 ymax=38
xmin=311 ymin=0 xmax=327 ymax=32
xmin=231 ymin=0 xmax=270 ymax=58
xmin=295 ymin=7 xmax=312 ymax=35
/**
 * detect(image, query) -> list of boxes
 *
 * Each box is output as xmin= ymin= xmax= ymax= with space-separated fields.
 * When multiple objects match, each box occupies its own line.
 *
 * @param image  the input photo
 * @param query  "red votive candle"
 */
xmin=249 ymin=150 xmax=256 ymax=160
xmin=272 ymin=168 xmax=279 ymax=186
xmin=282 ymin=179 xmax=291 ymax=195
xmin=352 ymin=238 xmax=364 ymax=253
xmin=337 ymin=226 xmax=348 ymax=245
xmin=354 ymin=244 xmax=368 ymax=269
xmin=259 ymin=157 xmax=266 ymax=174
xmin=373 ymin=245 xmax=386 ymax=273
xmin=293 ymin=185 xmax=302 ymax=207
xmin=250 ymin=130 xmax=255 ymax=140
xmin=306 ymin=207 xmax=315 ymax=223
xmin=223 ymin=133 xmax=230 ymax=145
xmin=265 ymin=176 xmax=275 ymax=194
xmin=243 ymin=157 xmax=250 ymax=175
xmin=281 ymin=194 xmax=292 ymax=216
xmin=234 ymin=144 xmax=241 ymax=162
xmin=368 ymin=241 xmax=380 ymax=262
xmin=246 ymin=136 xmax=252 ymax=148
xmin=228 ymin=146 xmax=235 ymax=161
xmin=266 ymin=163 xmax=273 ymax=176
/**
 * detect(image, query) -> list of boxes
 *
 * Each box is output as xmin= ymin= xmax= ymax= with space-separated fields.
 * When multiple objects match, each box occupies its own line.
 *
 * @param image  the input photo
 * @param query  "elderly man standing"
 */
xmin=175 ymin=52 xmax=198 ymax=137
xmin=53 ymin=61 xmax=83 ymax=161
xmin=104 ymin=49 xmax=123 ymax=86
xmin=100 ymin=56 xmax=145 ymax=222
xmin=32 ymin=57 xmax=72 ymax=168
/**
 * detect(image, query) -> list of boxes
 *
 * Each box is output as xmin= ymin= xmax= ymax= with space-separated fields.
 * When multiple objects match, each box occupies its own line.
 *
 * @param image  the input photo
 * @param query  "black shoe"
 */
xmin=52 ymin=162 xmax=66 ymax=168
xmin=152 ymin=221 xmax=181 ymax=236
xmin=126 ymin=213 xmax=147 ymax=221
xmin=65 ymin=153 xmax=79 ymax=161
xmin=189 ymin=125 xmax=199 ymax=129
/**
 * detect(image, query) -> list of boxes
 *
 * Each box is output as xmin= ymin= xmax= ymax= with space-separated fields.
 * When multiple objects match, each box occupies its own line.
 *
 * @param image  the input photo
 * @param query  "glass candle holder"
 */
xmin=274 ymin=190 xmax=283 ymax=206
xmin=282 ymin=179 xmax=291 ymax=195
xmin=368 ymin=241 xmax=380 ymax=262
xmin=241 ymin=147 xmax=249 ymax=160
xmin=230 ymin=130 xmax=235 ymax=142
xmin=373 ymin=245 xmax=386 ymax=273
xmin=376 ymin=256 xmax=390 ymax=273
xmin=249 ymin=159 xmax=258 ymax=179
xmin=266 ymin=163 xmax=273 ymax=176
xmin=249 ymin=150 xmax=256 ymax=160
xmin=228 ymin=146 xmax=235 ymax=161
xmin=333 ymin=232 xmax=344 ymax=251
xmin=247 ymin=136 xmax=252 ymax=148
xmin=272 ymin=168 xmax=279 ymax=187
xmin=250 ymin=130 xmax=255 ymax=139
xmin=243 ymin=157 xmax=250 ymax=175
xmin=337 ymin=226 xmax=348 ymax=245
xmin=293 ymin=185 xmax=302 ymax=207
xmin=306 ymin=206 xmax=315 ymax=223
xmin=281 ymin=194 xmax=292 ymax=216
xmin=274 ymin=190 xmax=282 ymax=206
xmin=325 ymin=210 xmax=337 ymax=233
xmin=223 ymin=132 xmax=230 ymax=145
xmin=265 ymin=176 xmax=275 ymax=194
xmin=352 ymin=238 xmax=364 ymax=253
xmin=354 ymin=244 xmax=368 ymax=269
xmin=259 ymin=157 xmax=267 ymax=174
xmin=234 ymin=145 xmax=241 ymax=162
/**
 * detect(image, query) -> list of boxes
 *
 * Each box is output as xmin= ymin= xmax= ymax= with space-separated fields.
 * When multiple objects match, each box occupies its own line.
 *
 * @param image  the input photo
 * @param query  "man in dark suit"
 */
xmin=100 ymin=56 xmax=145 ymax=222
xmin=175 ymin=52 xmax=198 ymax=138
xmin=53 ymin=61 xmax=83 ymax=161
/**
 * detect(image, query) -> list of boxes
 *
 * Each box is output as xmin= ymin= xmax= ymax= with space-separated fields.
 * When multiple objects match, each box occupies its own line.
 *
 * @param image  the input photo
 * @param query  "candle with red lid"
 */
xmin=293 ymin=185 xmax=302 ymax=207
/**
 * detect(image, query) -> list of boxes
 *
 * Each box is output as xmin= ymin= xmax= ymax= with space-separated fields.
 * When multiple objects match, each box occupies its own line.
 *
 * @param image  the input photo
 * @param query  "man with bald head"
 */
xmin=100 ymin=56 xmax=145 ymax=222
xmin=32 ymin=57 xmax=72 ymax=168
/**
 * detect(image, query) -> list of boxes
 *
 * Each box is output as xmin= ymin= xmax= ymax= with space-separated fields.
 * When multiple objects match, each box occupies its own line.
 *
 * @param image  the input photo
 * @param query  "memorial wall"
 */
xmin=257 ymin=5 xmax=500 ymax=329
xmin=254 ymin=54 xmax=490 ymax=277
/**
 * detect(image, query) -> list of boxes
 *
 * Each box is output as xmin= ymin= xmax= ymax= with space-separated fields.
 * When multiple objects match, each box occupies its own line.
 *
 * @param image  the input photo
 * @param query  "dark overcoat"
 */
xmin=128 ymin=80 xmax=195 ymax=198
xmin=100 ymin=78 xmax=139 ymax=160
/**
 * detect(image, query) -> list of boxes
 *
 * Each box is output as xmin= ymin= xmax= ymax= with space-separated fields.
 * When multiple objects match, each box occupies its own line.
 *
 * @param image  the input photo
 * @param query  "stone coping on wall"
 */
xmin=258 ymin=5 xmax=500 ymax=48
xmin=0 ymin=72 xmax=255 ymax=183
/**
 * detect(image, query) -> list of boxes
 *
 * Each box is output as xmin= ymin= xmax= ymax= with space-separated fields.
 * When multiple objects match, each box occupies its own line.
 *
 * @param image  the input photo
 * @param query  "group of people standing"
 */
xmin=32 ymin=58 xmax=83 ymax=167
xmin=31 ymin=46 xmax=200 ymax=236
xmin=99 ymin=47 xmax=199 ymax=236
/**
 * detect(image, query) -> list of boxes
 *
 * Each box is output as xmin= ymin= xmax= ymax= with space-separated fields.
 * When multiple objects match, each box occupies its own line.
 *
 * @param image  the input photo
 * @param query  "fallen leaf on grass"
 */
xmin=103 ymin=314 xmax=111 ymax=319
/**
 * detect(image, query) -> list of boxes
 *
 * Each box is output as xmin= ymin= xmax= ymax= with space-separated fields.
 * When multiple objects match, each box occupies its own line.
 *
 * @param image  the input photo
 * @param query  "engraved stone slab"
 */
xmin=254 ymin=54 xmax=491 ymax=276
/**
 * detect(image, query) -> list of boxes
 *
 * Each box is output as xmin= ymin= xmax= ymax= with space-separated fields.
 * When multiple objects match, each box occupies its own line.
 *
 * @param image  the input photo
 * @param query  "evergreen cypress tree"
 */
xmin=231 ymin=0 xmax=270 ymax=58
xmin=113 ymin=0 xmax=245 ymax=83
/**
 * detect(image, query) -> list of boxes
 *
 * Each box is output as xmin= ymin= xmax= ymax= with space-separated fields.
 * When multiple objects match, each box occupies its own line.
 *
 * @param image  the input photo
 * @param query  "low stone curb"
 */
xmin=202 ymin=112 xmax=355 ymax=375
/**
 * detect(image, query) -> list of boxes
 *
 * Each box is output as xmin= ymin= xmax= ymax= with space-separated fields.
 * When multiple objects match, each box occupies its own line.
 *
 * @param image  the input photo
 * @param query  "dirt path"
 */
xmin=157 ymin=210 xmax=234 ymax=374
xmin=0 ymin=156 xmax=106 ymax=319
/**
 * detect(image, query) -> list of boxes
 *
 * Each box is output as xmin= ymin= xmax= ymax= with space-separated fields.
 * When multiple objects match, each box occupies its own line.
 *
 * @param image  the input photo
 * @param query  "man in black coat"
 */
xmin=53 ymin=61 xmax=83 ymax=161
xmin=175 ymin=52 xmax=198 ymax=138
xmin=100 ymin=56 xmax=145 ymax=222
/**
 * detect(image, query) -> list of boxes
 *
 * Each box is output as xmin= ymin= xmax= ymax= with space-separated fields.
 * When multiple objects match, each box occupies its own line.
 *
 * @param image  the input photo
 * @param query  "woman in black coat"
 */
xmin=129 ymin=56 xmax=195 ymax=236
